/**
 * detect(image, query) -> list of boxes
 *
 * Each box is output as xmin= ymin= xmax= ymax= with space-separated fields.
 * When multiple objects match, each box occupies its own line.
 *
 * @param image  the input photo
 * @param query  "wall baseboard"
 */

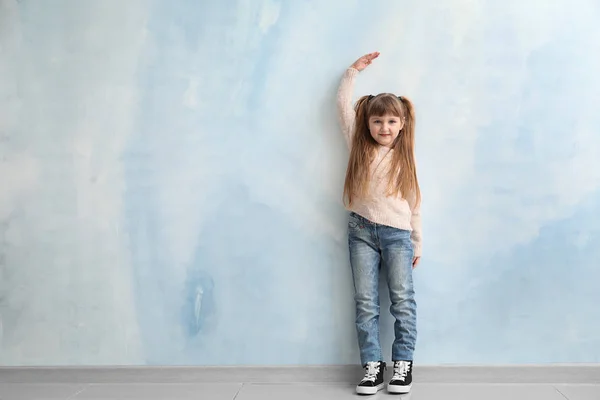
xmin=0 ymin=365 xmax=598 ymax=385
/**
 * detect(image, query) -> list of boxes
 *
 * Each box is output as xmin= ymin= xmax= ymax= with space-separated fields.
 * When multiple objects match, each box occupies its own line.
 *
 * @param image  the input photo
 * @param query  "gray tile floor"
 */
xmin=0 ymin=383 xmax=598 ymax=399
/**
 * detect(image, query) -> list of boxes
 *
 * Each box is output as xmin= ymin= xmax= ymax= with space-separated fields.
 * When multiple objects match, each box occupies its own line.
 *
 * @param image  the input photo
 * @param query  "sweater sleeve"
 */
xmin=410 ymin=202 xmax=422 ymax=257
xmin=336 ymin=67 xmax=359 ymax=149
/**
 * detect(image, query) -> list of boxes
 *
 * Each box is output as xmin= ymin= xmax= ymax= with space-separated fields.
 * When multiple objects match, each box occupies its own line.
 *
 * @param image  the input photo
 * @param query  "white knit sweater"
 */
xmin=336 ymin=67 xmax=422 ymax=257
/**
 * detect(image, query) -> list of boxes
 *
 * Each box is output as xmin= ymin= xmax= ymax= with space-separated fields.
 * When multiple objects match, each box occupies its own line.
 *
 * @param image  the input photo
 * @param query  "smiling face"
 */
xmin=368 ymin=113 xmax=404 ymax=148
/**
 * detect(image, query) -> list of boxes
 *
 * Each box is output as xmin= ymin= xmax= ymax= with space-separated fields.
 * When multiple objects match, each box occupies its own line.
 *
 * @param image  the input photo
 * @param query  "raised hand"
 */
xmin=350 ymin=52 xmax=380 ymax=71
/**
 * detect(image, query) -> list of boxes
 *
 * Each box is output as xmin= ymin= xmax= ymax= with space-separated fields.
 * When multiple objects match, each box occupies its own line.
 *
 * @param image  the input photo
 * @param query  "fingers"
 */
xmin=412 ymin=256 xmax=420 ymax=269
xmin=351 ymin=52 xmax=379 ymax=70
xmin=362 ymin=52 xmax=380 ymax=66
xmin=368 ymin=51 xmax=380 ymax=60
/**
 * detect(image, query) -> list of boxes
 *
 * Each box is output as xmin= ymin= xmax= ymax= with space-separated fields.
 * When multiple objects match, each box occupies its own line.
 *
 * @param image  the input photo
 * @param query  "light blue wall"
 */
xmin=1 ymin=0 xmax=599 ymax=366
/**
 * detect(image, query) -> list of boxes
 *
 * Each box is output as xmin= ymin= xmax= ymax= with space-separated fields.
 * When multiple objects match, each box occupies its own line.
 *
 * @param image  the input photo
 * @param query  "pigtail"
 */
xmin=343 ymin=95 xmax=377 ymax=206
xmin=391 ymin=96 xmax=421 ymax=208
xmin=353 ymin=95 xmax=371 ymax=134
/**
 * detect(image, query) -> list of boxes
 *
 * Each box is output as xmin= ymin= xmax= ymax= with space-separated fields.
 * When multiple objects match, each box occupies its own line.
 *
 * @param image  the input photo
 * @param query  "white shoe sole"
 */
xmin=388 ymin=383 xmax=412 ymax=394
xmin=356 ymin=383 xmax=384 ymax=395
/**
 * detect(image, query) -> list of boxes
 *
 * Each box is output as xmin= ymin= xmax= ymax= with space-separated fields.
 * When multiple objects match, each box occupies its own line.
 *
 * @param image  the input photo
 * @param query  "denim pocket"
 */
xmin=348 ymin=212 xmax=366 ymax=230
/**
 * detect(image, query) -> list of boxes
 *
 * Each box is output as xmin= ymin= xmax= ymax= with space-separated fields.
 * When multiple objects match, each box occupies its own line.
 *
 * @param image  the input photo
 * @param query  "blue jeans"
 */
xmin=348 ymin=212 xmax=417 ymax=365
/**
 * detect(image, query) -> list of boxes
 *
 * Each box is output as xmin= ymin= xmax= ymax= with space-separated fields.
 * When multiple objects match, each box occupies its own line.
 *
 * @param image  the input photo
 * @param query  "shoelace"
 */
xmin=362 ymin=362 xmax=381 ymax=382
xmin=392 ymin=361 xmax=410 ymax=381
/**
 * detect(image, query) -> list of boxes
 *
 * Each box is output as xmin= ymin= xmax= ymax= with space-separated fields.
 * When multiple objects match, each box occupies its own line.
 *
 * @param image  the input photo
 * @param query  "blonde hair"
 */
xmin=343 ymin=93 xmax=421 ymax=208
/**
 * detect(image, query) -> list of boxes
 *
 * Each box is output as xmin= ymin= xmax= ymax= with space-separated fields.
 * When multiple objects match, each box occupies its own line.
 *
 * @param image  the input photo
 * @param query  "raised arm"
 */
xmin=336 ymin=52 xmax=380 ymax=149
xmin=336 ymin=68 xmax=359 ymax=148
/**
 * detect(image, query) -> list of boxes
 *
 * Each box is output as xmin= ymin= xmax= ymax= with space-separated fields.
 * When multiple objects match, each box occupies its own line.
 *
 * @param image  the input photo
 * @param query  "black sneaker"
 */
xmin=356 ymin=361 xmax=386 ymax=395
xmin=388 ymin=360 xmax=413 ymax=393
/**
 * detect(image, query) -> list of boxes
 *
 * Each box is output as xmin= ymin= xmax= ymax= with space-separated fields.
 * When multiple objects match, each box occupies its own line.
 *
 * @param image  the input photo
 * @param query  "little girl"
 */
xmin=336 ymin=52 xmax=422 ymax=395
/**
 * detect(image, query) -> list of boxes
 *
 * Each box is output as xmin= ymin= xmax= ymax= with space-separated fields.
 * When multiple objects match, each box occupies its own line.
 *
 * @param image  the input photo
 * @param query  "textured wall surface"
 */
xmin=1 ymin=0 xmax=599 ymax=366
